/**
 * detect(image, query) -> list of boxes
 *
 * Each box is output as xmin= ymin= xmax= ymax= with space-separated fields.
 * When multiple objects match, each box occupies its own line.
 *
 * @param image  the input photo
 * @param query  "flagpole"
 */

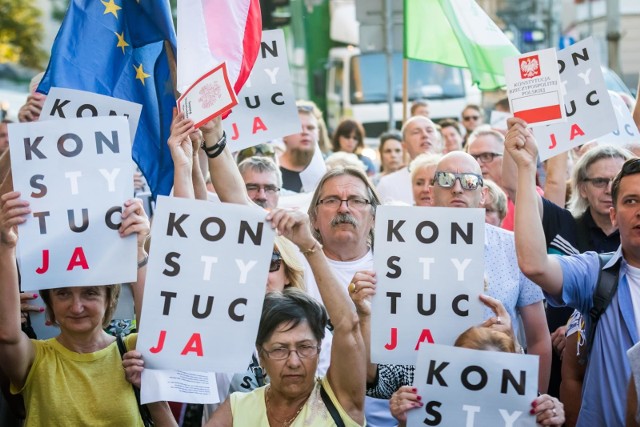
xmin=402 ymin=58 xmax=408 ymax=125
xmin=164 ymin=40 xmax=179 ymax=97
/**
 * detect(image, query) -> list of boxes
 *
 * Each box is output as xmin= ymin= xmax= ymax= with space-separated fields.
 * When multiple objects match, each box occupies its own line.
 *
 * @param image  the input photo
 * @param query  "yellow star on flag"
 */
xmin=101 ymin=0 xmax=121 ymax=18
xmin=115 ymin=32 xmax=129 ymax=54
xmin=134 ymin=64 xmax=151 ymax=85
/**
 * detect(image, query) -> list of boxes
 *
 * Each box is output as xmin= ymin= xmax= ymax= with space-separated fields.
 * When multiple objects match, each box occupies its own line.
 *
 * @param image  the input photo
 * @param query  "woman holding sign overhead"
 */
xmin=197 ymin=207 xmax=367 ymax=426
xmin=0 ymin=193 xmax=173 ymax=426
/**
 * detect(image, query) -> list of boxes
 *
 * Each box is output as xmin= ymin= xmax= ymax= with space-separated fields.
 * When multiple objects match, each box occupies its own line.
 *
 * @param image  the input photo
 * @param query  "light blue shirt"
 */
xmin=553 ymin=247 xmax=637 ymax=427
xmin=484 ymin=224 xmax=544 ymax=336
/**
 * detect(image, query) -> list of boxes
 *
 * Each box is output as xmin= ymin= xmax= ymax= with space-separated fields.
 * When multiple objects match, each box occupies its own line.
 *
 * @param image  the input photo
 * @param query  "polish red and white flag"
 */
xmin=177 ymin=0 xmax=262 ymax=95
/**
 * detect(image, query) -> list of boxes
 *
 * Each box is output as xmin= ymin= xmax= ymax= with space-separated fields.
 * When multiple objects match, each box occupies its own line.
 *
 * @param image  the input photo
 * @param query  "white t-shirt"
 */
xmin=626 ymin=263 xmax=640 ymax=328
xmin=376 ymin=167 xmax=413 ymax=205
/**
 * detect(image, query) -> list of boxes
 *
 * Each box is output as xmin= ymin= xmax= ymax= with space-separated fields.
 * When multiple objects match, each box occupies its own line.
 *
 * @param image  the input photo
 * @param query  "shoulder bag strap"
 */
xmin=320 ymin=382 xmax=346 ymax=427
xmin=116 ymin=335 xmax=154 ymax=426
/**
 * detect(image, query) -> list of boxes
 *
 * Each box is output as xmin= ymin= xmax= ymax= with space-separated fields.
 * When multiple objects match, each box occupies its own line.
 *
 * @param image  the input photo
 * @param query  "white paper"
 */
xmin=407 ymin=345 xmax=538 ymax=427
xmin=532 ymin=38 xmax=617 ymax=161
xmin=40 ymin=87 xmax=142 ymax=142
xmin=141 ymin=369 xmax=220 ymax=405
xmin=371 ymin=206 xmax=485 ymax=365
xmin=177 ymin=63 xmax=238 ymax=129
xmin=223 ymin=30 xmax=301 ymax=152
xmin=137 ymin=197 xmax=275 ymax=372
xmin=8 ymin=116 xmax=136 ymax=291
xmin=504 ymin=47 xmax=565 ymax=127
xmin=593 ymin=91 xmax=640 ymax=146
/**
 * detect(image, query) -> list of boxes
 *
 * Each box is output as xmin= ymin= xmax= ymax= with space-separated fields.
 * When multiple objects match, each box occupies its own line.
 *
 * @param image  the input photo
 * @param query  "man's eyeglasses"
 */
xmin=246 ymin=184 xmax=280 ymax=195
xmin=471 ymin=152 xmax=503 ymax=164
xmin=583 ymin=177 xmax=615 ymax=189
xmin=261 ymin=344 xmax=320 ymax=360
xmin=433 ymin=171 xmax=483 ymax=190
xmin=463 ymin=115 xmax=480 ymax=121
xmin=317 ymin=196 xmax=371 ymax=209
xmin=269 ymin=250 xmax=282 ymax=272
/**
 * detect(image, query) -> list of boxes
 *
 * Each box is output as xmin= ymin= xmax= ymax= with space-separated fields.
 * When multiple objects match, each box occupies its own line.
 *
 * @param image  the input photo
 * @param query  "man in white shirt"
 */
xmin=376 ymin=116 xmax=441 ymax=205
xmin=304 ymin=167 xmax=396 ymax=426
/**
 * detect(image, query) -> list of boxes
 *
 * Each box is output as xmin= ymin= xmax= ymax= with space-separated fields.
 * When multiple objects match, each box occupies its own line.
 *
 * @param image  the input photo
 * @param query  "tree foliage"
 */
xmin=0 ymin=0 xmax=46 ymax=69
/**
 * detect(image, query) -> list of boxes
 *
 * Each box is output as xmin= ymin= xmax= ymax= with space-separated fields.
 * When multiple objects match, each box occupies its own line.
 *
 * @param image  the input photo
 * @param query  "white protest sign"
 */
xmin=137 ymin=196 xmax=275 ymax=372
xmin=223 ymin=30 xmax=301 ymax=151
xmin=533 ymin=38 xmax=617 ymax=161
xmin=40 ymin=87 xmax=142 ymax=142
xmin=407 ymin=344 xmax=538 ymax=427
xmin=371 ymin=206 xmax=485 ymax=365
xmin=177 ymin=63 xmax=238 ymax=128
xmin=504 ymin=48 xmax=565 ymax=127
xmin=593 ymin=91 xmax=640 ymax=146
xmin=9 ymin=117 xmax=135 ymax=291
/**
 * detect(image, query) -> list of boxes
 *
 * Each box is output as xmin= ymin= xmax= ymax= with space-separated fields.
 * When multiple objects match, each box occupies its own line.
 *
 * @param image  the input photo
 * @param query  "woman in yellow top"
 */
xmin=0 ymin=193 xmax=172 ymax=426
xmin=203 ymin=208 xmax=367 ymax=427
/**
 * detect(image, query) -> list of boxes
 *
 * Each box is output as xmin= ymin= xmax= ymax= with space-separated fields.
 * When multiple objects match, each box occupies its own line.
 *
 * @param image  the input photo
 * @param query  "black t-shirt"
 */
xmin=280 ymin=166 xmax=303 ymax=193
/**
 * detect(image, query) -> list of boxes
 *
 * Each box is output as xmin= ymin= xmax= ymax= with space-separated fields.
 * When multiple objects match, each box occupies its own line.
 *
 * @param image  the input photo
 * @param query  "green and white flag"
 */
xmin=404 ymin=0 xmax=520 ymax=91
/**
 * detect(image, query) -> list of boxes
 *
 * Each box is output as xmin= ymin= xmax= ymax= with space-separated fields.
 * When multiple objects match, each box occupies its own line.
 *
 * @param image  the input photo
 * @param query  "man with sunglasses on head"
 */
xmin=508 ymin=116 xmax=640 ymax=426
xmin=429 ymin=151 xmax=552 ymax=393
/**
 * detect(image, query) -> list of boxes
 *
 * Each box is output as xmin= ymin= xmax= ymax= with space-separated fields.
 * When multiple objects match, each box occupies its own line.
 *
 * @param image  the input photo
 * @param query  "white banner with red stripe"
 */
xmin=177 ymin=0 xmax=262 ymax=95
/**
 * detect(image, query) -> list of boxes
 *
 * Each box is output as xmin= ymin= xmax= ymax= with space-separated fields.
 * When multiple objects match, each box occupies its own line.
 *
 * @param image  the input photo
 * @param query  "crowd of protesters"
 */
xmin=4 ymin=82 xmax=640 ymax=427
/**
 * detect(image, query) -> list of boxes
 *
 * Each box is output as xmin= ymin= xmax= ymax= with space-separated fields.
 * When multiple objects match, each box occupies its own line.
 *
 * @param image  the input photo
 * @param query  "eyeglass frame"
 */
xmin=612 ymin=158 xmax=640 ymax=205
xmin=269 ymin=250 xmax=282 ymax=273
xmin=246 ymin=183 xmax=281 ymax=194
xmin=470 ymin=152 xmax=503 ymax=164
xmin=260 ymin=344 xmax=321 ymax=360
xmin=432 ymin=171 xmax=484 ymax=191
xmin=316 ymin=196 xmax=372 ymax=209
xmin=582 ymin=176 xmax=615 ymax=189
xmin=462 ymin=115 xmax=480 ymax=121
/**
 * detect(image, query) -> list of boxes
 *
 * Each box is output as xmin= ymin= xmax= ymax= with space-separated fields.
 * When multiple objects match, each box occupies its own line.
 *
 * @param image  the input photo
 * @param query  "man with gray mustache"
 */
xmin=302 ymin=167 xmax=396 ymax=426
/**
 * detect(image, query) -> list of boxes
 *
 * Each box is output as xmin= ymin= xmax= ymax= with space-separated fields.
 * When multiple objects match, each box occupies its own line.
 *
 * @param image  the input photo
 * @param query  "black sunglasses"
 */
xmin=270 ymin=250 xmax=282 ymax=272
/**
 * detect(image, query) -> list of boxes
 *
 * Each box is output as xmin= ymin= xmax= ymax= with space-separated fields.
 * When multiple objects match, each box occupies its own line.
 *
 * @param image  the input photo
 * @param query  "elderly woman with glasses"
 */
xmin=125 ymin=114 xmax=366 ymax=426
xmin=204 ymin=208 xmax=366 ymax=426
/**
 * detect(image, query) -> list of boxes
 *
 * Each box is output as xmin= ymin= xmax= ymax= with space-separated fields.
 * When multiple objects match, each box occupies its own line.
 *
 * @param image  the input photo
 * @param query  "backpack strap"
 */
xmin=579 ymin=252 xmax=621 ymax=365
xmin=320 ymin=382 xmax=346 ymax=427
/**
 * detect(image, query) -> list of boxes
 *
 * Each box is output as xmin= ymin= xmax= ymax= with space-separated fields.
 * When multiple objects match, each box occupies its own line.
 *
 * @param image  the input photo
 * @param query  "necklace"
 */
xmin=265 ymin=386 xmax=308 ymax=427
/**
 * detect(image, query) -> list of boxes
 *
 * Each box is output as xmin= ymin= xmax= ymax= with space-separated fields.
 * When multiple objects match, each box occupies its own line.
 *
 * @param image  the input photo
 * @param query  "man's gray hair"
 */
xmin=568 ymin=145 xmax=635 ymax=217
xmin=307 ymin=167 xmax=380 ymax=247
xmin=237 ymin=156 xmax=283 ymax=188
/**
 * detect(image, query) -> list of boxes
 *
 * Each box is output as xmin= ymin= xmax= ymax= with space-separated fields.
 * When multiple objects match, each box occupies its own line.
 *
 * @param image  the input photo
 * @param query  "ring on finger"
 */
xmin=348 ymin=282 xmax=356 ymax=293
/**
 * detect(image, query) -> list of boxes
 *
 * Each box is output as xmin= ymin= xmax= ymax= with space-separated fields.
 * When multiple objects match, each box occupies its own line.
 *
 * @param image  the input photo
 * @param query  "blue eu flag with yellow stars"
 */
xmin=38 ymin=0 xmax=177 ymax=197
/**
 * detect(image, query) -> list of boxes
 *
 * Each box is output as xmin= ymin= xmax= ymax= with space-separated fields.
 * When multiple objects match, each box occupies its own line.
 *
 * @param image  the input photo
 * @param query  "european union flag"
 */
xmin=38 ymin=0 xmax=177 ymax=197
